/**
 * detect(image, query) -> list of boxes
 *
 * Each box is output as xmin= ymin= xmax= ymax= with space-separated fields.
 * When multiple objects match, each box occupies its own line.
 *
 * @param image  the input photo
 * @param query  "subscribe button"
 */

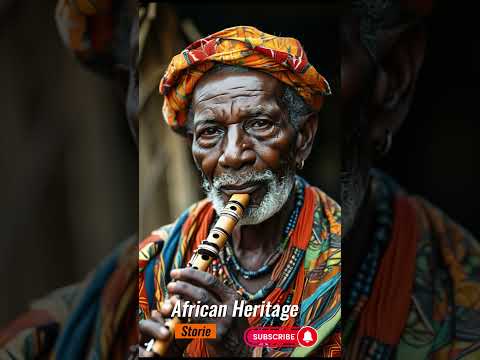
xmin=244 ymin=326 xmax=318 ymax=348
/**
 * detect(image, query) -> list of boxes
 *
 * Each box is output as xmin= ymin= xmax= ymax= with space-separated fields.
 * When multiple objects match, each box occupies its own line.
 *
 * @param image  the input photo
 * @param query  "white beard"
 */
xmin=202 ymin=168 xmax=295 ymax=225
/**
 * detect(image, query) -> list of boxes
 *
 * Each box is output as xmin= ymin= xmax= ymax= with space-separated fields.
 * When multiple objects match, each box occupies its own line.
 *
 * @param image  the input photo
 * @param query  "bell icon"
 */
xmin=302 ymin=330 xmax=313 ymax=343
xmin=298 ymin=326 xmax=317 ymax=347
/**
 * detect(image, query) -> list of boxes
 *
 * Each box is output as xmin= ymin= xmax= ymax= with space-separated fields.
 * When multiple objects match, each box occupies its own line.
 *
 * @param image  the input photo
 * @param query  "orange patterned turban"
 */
xmin=159 ymin=26 xmax=331 ymax=133
xmin=55 ymin=0 xmax=132 ymax=74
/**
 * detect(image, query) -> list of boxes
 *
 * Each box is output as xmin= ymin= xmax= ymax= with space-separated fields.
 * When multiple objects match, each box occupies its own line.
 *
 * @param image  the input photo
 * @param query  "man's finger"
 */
xmin=159 ymin=299 xmax=174 ymax=317
xmin=170 ymin=297 xmax=207 ymax=323
xmin=167 ymin=279 xmax=220 ymax=306
xmin=150 ymin=309 xmax=166 ymax=323
xmin=139 ymin=319 xmax=171 ymax=341
xmin=170 ymin=268 xmax=232 ymax=302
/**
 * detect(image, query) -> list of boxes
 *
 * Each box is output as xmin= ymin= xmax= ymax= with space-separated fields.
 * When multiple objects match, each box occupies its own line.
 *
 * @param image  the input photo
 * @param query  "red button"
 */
xmin=243 ymin=326 xmax=300 ymax=348
xmin=297 ymin=326 xmax=318 ymax=347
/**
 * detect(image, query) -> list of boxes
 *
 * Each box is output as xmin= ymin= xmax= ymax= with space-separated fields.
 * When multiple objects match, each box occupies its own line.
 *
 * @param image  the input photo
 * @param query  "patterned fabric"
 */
xmin=139 ymin=177 xmax=341 ymax=357
xmin=344 ymin=171 xmax=480 ymax=359
xmin=0 ymin=238 xmax=138 ymax=359
xmin=55 ymin=0 xmax=131 ymax=73
xmin=159 ymin=25 xmax=331 ymax=132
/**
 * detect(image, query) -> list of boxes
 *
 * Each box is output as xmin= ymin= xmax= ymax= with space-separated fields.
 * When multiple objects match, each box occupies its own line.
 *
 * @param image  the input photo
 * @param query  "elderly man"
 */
xmin=342 ymin=1 xmax=480 ymax=359
xmin=138 ymin=26 xmax=341 ymax=357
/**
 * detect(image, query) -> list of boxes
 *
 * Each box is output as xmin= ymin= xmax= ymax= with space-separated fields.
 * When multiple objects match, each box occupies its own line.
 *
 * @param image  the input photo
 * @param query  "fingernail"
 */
xmin=170 ymin=269 xmax=178 ymax=277
xmin=167 ymin=282 xmax=176 ymax=290
xmin=160 ymin=327 xmax=169 ymax=336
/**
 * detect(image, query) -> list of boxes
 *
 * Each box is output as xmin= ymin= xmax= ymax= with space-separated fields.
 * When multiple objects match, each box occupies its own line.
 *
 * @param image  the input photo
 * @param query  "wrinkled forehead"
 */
xmin=191 ymin=70 xmax=284 ymax=116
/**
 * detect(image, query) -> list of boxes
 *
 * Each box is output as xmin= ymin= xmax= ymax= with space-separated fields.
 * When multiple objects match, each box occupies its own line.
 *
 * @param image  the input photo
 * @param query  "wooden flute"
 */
xmin=149 ymin=193 xmax=250 ymax=356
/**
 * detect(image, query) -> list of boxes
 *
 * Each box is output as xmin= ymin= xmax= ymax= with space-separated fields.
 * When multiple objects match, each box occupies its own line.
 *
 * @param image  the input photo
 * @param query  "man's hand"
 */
xmin=138 ymin=299 xmax=188 ymax=357
xmin=167 ymin=268 xmax=251 ymax=356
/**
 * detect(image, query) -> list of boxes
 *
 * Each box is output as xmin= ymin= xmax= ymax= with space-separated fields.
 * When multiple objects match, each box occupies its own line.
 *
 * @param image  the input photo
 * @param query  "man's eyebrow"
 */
xmin=193 ymin=118 xmax=219 ymax=128
xmin=240 ymin=107 xmax=274 ymax=118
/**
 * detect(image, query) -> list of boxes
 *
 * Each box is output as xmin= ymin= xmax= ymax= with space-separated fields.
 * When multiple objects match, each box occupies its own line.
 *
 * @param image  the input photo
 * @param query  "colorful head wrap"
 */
xmin=55 ymin=0 xmax=132 ymax=74
xmin=159 ymin=26 xmax=331 ymax=133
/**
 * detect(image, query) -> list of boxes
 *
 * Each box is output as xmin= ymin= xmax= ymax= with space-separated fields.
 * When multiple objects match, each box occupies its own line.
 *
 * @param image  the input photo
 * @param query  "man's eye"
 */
xmin=200 ymin=127 xmax=221 ymax=137
xmin=251 ymin=119 xmax=271 ymax=129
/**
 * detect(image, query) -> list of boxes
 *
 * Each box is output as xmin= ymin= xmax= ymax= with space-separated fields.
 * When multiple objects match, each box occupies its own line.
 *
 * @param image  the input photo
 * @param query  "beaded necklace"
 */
xmin=223 ymin=184 xmax=303 ymax=280
xmin=344 ymin=170 xmax=395 ymax=341
xmin=211 ymin=177 xmax=305 ymax=302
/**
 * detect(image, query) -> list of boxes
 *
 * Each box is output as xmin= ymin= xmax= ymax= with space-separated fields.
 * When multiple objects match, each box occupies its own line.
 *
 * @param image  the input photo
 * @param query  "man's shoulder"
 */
xmin=310 ymin=185 xmax=341 ymax=215
xmin=396 ymin=191 xmax=480 ymax=357
xmin=375 ymin=170 xmax=478 ymax=245
xmin=304 ymin=185 xmax=341 ymax=272
xmin=383 ymin=175 xmax=480 ymax=278
xmin=407 ymin=195 xmax=480 ymax=288
xmin=308 ymin=185 xmax=341 ymax=239
xmin=139 ymin=199 xmax=211 ymax=257
xmin=403 ymin=194 xmax=479 ymax=264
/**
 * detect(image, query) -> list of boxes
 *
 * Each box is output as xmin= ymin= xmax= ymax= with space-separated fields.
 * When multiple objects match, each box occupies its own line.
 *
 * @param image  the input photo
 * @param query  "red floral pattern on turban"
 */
xmin=159 ymin=26 xmax=331 ymax=133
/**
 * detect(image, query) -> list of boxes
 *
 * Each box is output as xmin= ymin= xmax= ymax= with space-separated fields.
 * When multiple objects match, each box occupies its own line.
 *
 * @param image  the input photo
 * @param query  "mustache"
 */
xmin=202 ymin=169 xmax=276 ymax=192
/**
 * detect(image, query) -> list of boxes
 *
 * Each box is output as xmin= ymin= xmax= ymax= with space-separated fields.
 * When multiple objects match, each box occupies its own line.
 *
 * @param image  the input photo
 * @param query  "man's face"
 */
xmin=341 ymin=17 xmax=377 ymax=237
xmin=190 ymin=70 xmax=298 ymax=224
xmin=340 ymin=14 xmax=426 ymax=238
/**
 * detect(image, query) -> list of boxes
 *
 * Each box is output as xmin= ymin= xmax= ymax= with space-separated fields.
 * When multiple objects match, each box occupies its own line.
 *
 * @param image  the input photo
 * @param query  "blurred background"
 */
xmin=0 ymin=0 xmax=137 ymax=326
xmin=378 ymin=1 xmax=480 ymax=235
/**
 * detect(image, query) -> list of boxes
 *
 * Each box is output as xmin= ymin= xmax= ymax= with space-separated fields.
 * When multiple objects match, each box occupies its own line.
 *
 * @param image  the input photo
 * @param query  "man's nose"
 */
xmin=218 ymin=126 xmax=255 ymax=170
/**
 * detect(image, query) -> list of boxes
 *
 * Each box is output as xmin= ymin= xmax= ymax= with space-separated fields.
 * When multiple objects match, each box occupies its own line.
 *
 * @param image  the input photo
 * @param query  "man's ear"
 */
xmin=295 ymin=112 xmax=319 ymax=164
xmin=369 ymin=24 xmax=427 ymax=145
